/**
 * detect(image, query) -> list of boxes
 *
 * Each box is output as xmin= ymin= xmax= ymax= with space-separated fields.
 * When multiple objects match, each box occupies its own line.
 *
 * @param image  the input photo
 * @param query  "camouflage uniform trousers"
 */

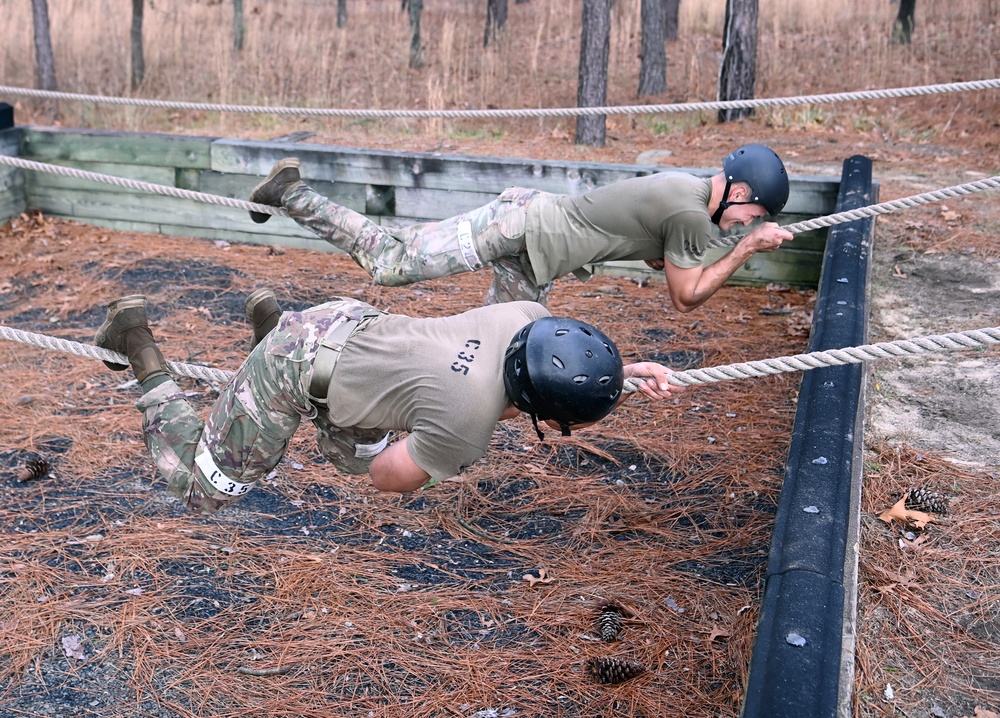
xmin=283 ymin=184 xmax=554 ymax=306
xmin=136 ymin=299 xmax=390 ymax=515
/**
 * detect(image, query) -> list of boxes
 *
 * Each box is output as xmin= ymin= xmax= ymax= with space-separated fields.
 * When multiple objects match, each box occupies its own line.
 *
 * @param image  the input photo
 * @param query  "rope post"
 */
xmin=0 ymin=102 xmax=13 ymax=130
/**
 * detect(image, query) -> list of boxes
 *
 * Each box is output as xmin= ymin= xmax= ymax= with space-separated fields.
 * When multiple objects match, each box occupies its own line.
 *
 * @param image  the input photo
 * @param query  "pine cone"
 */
xmin=19 ymin=458 xmax=51 ymax=482
xmin=596 ymin=602 xmax=626 ymax=642
xmin=588 ymin=656 xmax=647 ymax=685
xmin=905 ymin=487 xmax=948 ymax=515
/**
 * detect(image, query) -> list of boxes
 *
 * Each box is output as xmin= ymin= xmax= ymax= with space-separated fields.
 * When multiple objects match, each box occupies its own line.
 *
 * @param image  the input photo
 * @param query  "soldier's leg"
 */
xmin=284 ymin=185 xmax=537 ymax=289
xmin=485 ymin=255 xmax=553 ymax=306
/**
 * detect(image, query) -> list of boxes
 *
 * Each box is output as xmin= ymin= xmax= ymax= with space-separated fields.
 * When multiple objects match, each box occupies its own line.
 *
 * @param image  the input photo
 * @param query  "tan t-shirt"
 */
xmin=326 ymin=301 xmax=551 ymax=479
xmin=523 ymin=172 xmax=715 ymax=285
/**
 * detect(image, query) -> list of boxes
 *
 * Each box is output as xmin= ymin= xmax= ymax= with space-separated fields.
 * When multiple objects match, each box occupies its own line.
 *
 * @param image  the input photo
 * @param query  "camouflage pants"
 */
xmin=137 ymin=299 xmax=390 ymax=515
xmin=284 ymin=185 xmax=554 ymax=306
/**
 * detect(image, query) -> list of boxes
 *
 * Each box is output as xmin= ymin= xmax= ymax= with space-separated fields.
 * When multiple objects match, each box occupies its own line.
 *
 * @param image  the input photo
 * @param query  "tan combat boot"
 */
xmin=244 ymin=288 xmax=283 ymax=349
xmin=94 ymin=295 xmax=168 ymax=383
xmin=248 ymin=158 xmax=302 ymax=224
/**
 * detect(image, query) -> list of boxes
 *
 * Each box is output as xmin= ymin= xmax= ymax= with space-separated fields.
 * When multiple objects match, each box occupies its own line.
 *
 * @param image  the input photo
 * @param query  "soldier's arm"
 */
xmin=369 ymin=437 xmax=432 ymax=493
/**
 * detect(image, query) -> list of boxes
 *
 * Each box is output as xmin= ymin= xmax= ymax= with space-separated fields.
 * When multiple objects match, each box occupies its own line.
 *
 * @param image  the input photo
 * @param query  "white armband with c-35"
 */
xmin=195 ymin=449 xmax=256 ymax=497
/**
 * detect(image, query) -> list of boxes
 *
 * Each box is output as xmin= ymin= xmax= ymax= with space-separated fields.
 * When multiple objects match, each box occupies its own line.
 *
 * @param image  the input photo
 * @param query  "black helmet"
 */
xmin=503 ymin=317 xmax=624 ymax=438
xmin=720 ymin=144 xmax=789 ymax=217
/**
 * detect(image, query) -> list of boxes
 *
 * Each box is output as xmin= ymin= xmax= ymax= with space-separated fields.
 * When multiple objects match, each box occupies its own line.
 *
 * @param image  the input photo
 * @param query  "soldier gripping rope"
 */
xmin=94 ymin=290 xmax=684 ymax=516
xmin=248 ymin=144 xmax=793 ymax=310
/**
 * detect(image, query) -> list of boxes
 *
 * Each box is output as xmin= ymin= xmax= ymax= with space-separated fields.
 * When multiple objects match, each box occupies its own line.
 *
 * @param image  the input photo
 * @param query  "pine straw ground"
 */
xmin=0 ymin=212 xmax=814 ymax=717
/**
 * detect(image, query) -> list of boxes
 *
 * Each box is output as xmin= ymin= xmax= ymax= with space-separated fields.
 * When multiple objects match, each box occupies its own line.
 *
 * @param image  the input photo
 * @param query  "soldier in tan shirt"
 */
xmin=248 ymin=144 xmax=792 ymax=312
xmin=94 ymin=290 xmax=683 ymax=515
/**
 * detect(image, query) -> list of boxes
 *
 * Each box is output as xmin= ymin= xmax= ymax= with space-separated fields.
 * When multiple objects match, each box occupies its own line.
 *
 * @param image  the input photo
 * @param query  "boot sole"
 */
xmin=94 ymin=295 xmax=148 ymax=371
xmin=249 ymin=158 xmax=301 ymax=224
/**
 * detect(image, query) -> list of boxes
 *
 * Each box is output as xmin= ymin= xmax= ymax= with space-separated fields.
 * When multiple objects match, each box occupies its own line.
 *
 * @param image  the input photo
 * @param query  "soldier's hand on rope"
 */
xmin=623 ymin=362 xmax=686 ymax=401
xmin=744 ymin=222 xmax=793 ymax=253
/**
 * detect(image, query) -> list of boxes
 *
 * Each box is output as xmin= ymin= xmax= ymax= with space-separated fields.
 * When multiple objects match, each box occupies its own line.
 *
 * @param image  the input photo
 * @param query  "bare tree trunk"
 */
xmin=484 ymin=0 xmax=509 ymax=47
xmin=30 ymin=0 xmax=57 ymax=91
xmin=233 ymin=0 xmax=245 ymax=51
xmin=402 ymin=0 xmax=424 ymax=68
xmin=575 ymin=0 xmax=612 ymax=147
xmin=638 ymin=0 xmax=667 ymax=97
xmin=131 ymin=0 xmax=146 ymax=90
xmin=717 ymin=0 xmax=757 ymax=123
xmin=664 ymin=0 xmax=680 ymax=41
xmin=891 ymin=0 xmax=915 ymax=43
xmin=337 ymin=0 xmax=348 ymax=28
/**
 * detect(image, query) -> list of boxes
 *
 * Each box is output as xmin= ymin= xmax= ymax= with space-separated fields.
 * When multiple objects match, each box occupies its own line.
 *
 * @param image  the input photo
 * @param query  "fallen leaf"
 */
xmin=877 ymin=496 xmax=936 ymax=529
xmin=61 ymin=634 xmax=86 ymax=660
xmin=707 ymin=624 xmax=731 ymax=644
xmin=522 ymin=568 xmax=555 ymax=587
xmin=892 ymin=265 xmax=908 ymax=279
xmin=960 ymin=709 xmax=1000 ymax=718
xmin=940 ymin=210 xmax=960 ymax=222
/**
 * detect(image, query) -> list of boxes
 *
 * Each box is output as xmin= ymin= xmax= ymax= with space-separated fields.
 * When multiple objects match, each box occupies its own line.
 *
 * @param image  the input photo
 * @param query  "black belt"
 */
xmin=307 ymin=313 xmax=381 ymax=408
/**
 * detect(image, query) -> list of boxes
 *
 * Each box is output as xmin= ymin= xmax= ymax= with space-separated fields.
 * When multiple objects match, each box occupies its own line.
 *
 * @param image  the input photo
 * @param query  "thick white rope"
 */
xmin=0 ymin=323 xmax=995 ymax=394
xmin=1 ymin=154 xmax=997 ymax=238
xmin=0 ymin=325 xmax=233 ymax=385
xmin=0 ymin=155 xmax=286 ymax=220
xmin=2 ymin=78 xmax=998 ymax=119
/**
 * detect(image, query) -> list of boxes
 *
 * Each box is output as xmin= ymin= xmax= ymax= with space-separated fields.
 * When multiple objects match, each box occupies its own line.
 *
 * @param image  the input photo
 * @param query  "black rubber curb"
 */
xmin=743 ymin=156 xmax=876 ymax=718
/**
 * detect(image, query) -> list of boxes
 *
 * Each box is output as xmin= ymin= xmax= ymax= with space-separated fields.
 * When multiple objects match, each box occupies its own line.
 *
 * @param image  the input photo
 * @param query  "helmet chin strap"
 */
xmin=711 ymin=180 xmax=752 ymax=225
xmin=528 ymin=414 xmax=571 ymax=441
xmin=711 ymin=179 xmax=732 ymax=225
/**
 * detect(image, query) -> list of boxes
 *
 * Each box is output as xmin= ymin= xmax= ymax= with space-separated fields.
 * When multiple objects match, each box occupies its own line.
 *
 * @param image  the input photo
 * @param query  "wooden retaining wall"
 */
xmin=2 ymin=125 xmax=843 ymax=287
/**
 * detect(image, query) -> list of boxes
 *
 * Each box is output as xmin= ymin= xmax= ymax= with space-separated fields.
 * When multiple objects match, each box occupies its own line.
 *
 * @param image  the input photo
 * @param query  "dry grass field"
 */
xmin=1 ymin=1 xmax=999 ymax=717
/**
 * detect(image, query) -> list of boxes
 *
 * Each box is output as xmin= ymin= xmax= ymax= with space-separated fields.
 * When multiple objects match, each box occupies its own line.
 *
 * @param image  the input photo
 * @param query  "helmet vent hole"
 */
xmin=573 ymin=374 xmax=588 ymax=384
xmin=602 ymin=341 xmax=614 ymax=355
xmin=580 ymin=327 xmax=593 ymax=336
xmin=598 ymin=375 xmax=613 ymax=385
xmin=585 ymin=349 xmax=594 ymax=358
xmin=551 ymin=356 xmax=565 ymax=370
xmin=555 ymin=328 xmax=569 ymax=337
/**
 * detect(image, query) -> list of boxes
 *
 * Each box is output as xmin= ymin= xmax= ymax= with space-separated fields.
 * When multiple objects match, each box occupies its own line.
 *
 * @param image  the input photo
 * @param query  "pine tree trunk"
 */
xmin=131 ymin=0 xmax=146 ymax=90
xmin=484 ymin=0 xmax=509 ymax=47
xmin=717 ymin=0 xmax=757 ymax=123
xmin=233 ymin=0 xmax=245 ymax=51
xmin=404 ymin=0 xmax=424 ymax=68
xmin=891 ymin=0 xmax=916 ymax=44
xmin=638 ymin=0 xmax=667 ymax=97
xmin=30 ymin=0 xmax=57 ymax=91
xmin=664 ymin=0 xmax=680 ymax=41
xmin=337 ymin=0 xmax=348 ymax=28
xmin=575 ymin=0 xmax=612 ymax=147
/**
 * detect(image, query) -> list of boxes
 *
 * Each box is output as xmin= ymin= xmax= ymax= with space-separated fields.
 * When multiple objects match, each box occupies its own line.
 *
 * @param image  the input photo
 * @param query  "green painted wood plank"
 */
xmin=0 ymin=127 xmax=19 ymax=156
xmin=21 ymin=127 xmax=214 ymax=168
xmin=179 ymin=170 xmax=367 ymax=213
xmin=593 ymin=243 xmax=825 ymax=288
xmin=211 ymin=139 xmax=839 ymax=215
xmin=394 ymin=187 xmax=498 ymax=220
xmin=26 ymin=162 xmax=176 ymax=196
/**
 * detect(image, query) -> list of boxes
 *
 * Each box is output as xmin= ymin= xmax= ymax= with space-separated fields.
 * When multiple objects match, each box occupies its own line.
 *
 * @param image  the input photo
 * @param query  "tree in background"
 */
xmin=233 ymin=0 xmax=246 ymax=51
xmin=131 ymin=0 xmax=145 ymax=90
xmin=638 ymin=0 xmax=667 ymax=97
xmin=665 ymin=0 xmax=680 ymax=41
xmin=891 ymin=0 xmax=916 ymax=44
xmin=575 ymin=0 xmax=612 ymax=147
xmin=717 ymin=0 xmax=757 ymax=123
xmin=30 ymin=0 xmax=57 ymax=91
xmin=337 ymin=0 xmax=348 ymax=28
xmin=484 ymin=0 xmax=508 ymax=47
xmin=402 ymin=0 xmax=424 ymax=68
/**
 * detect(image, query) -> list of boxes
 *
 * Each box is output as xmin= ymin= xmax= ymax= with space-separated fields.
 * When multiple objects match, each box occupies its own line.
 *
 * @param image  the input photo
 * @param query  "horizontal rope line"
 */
xmin=2 ymin=155 xmax=996 ymax=248
xmin=1 ymin=323 xmax=995 ymax=395
xmin=2 ymin=78 xmax=998 ymax=119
